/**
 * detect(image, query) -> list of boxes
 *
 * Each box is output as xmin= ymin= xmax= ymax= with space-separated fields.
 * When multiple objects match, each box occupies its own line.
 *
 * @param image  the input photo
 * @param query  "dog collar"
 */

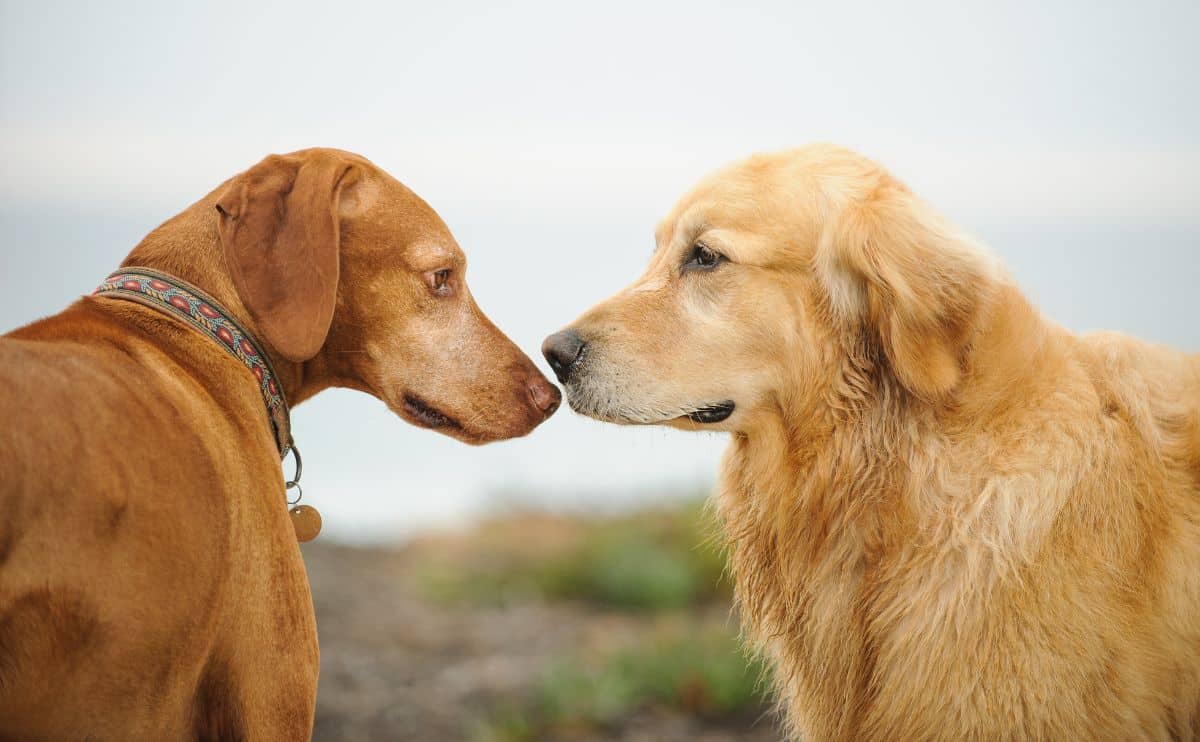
xmin=93 ymin=267 xmax=293 ymax=459
xmin=93 ymin=266 xmax=319 ymax=541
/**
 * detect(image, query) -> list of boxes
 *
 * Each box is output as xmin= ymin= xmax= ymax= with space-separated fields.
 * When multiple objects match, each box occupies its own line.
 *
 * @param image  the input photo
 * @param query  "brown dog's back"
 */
xmin=0 ymin=301 xmax=315 ymax=739
xmin=1 ymin=147 xmax=560 ymax=739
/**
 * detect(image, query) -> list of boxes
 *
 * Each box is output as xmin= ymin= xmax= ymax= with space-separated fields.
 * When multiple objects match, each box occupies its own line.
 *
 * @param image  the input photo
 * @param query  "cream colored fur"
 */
xmin=551 ymin=144 xmax=1200 ymax=739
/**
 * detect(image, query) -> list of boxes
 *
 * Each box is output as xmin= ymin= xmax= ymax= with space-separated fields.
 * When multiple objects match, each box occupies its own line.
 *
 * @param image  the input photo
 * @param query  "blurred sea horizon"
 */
xmin=2 ymin=197 xmax=1197 ymax=542
xmin=2 ymin=0 xmax=1196 ymax=543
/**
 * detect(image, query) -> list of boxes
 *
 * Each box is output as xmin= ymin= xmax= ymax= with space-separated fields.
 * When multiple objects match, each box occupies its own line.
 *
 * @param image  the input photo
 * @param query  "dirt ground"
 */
xmin=301 ymin=535 xmax=783 ymax=741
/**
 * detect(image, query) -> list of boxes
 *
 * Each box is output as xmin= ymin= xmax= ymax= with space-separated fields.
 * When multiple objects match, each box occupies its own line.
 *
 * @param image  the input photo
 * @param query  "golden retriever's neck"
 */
xmin=719 ymin=282 xmax=1049 ymax=604
xmin=719 ymin=396 xmax=922 ymax=738
xmin=722 ymin=377 xmax=920 ymax=569
xmin=715 ymin=283 xmax=1060 ymax=739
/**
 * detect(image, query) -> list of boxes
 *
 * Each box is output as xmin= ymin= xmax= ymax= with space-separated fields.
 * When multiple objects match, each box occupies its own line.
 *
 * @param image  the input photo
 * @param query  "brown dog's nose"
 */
xmin=541 ymin=330 xmax=585 ymax=383
xmin=527 ymin=375 xmax=562 ymax=418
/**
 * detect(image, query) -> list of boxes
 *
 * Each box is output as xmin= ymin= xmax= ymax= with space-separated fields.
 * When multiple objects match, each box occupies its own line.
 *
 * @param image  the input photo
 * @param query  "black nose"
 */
xmin=541 ymin=330 xmax=585 ymax=383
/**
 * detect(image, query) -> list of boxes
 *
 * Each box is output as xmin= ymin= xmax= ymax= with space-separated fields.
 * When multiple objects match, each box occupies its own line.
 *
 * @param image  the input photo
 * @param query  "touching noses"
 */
xmin=541 ymin=330 xmax=585 ymax=383
xmin=527 ymin=373 xmax=561 ymax=418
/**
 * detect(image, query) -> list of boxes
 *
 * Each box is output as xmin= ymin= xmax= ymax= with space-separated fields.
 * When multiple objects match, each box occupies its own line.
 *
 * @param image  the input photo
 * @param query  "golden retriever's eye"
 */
xmin=427 ymin=269 xmax=453 ymax=295
xmin=684 ymin=243 xmax=724 ymax=272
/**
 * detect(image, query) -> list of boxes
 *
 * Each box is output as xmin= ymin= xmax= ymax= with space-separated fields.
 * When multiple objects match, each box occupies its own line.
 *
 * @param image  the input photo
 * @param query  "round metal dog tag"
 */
xmin=290 ymin=505 xmax=322 ymax=542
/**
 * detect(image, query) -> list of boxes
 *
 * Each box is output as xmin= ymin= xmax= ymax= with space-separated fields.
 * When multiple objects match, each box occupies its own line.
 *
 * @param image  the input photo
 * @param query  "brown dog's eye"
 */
xmin=684 ymin=243 xmax=724 ymax=272
xmin=429 ymin=269 xmax=452 ymax=295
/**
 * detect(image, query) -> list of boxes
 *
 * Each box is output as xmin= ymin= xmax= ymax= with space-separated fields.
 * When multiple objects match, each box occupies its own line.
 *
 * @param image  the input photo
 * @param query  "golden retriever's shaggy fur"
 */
xmin=545 ymin=144 xmax=1200 ymax=739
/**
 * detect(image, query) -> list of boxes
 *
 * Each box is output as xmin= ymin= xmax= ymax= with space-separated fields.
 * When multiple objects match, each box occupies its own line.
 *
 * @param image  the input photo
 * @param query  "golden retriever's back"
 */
xmin=1078 ymin=330 xmax=1200 ymax=500
xmin=1070 ymin=330 xmax=1200 ymax=733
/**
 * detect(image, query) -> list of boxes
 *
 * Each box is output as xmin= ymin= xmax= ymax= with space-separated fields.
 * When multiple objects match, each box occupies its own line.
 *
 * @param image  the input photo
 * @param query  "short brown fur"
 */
xmin=0 ymin=148 xmax=558 ymax=740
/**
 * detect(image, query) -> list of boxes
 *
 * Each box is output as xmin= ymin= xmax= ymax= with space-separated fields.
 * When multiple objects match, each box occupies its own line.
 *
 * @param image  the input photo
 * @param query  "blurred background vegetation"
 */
xmin=301 ymin=499 xmax=780 ymax=741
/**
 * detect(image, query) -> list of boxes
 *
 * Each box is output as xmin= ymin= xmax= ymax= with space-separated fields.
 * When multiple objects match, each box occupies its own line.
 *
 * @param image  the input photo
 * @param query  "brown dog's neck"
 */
xmin=120 ymin=196 xmax=333 ymax=407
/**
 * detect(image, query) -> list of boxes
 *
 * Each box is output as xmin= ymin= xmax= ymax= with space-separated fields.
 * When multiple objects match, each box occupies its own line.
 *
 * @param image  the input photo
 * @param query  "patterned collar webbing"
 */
xmin=93 ymin=267 xmax=292 ymax=458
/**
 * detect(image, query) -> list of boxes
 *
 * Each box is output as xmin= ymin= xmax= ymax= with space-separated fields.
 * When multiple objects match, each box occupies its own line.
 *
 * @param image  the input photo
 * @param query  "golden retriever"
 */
xmin=543 ymin=144 xmax=1200 ymax=739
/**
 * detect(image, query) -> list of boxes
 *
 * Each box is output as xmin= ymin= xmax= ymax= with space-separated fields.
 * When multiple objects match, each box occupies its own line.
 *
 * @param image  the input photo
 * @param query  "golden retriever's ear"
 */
xmin=216 ymin=153 xmax=357 ymax=362
xmin=817 ymin=176 xmax=994 ymax=400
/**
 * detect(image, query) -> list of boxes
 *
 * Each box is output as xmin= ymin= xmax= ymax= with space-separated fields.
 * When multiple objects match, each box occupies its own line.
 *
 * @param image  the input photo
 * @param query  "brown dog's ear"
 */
xmin=817 ymin=176 xmax=995 ymax=400
xmin=215 ymin=153 xmax=356 ymax=362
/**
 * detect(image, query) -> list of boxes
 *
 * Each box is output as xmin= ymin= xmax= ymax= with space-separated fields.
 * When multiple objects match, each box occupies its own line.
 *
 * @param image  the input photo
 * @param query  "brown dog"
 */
xmin=0 ymin=148 xmax=559 ymax=740
xmin=545 ymin=144 xmax=1200 ymax=739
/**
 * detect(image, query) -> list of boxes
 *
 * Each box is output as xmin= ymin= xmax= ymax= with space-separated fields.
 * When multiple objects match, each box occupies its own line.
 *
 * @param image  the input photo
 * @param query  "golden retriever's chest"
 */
xmin=718 ymin=477 xmax=1000 ymax=738
xmin=749 ymin=549 xmax=1018 ymax=740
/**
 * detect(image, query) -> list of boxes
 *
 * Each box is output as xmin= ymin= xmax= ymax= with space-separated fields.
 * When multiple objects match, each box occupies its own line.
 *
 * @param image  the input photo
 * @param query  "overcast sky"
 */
xmin=2 ymin=0 xmax=1197 ymax=540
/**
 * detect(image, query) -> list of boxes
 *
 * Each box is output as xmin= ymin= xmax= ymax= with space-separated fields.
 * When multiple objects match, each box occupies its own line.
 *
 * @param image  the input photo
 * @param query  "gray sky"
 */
xmin=2 ymin=0 xmax=1197 ymax=540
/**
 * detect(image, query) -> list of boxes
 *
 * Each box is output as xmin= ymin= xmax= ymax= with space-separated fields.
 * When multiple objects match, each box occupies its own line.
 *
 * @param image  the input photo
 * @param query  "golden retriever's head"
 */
xmin=543 ymin=144 xmax=998 ymax=433
xmin=208 ymin=148 xmax=560 ymax=444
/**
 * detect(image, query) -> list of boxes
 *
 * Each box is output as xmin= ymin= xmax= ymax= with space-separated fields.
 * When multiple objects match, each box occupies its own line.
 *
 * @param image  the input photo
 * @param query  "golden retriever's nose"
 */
xmin=527 ymin=374 xmax=562 ymax=418
xmin=541 ymin=330 xmax=585 ymax=383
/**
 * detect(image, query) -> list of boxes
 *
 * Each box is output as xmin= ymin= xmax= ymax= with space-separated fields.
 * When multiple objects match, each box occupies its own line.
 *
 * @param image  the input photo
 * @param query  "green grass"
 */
xmin=541 ymin=629 xmax=767 ymax=721
xmin=420 ymin=502 xmax=729 ymax=612
xmin=473 ymin=627 xmax=770 ymax=741
xmin=422 ymin=501 xmax=772 ymax=741
xmin=537 ymin=506 xmax=728 ymax=610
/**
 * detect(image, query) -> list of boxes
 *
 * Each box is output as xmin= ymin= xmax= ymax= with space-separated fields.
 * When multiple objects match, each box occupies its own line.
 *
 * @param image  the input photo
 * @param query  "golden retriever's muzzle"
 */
xmin=541 ymin=329 xmax=735 ymax=425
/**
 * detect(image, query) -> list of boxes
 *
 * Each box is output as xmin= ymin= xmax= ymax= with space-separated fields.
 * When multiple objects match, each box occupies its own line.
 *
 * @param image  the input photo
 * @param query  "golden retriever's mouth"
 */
xmin=402 ymin=393 xmax=462 ymax=431
xmin=684 ymin=401 xmax=736 ymax=424
xmin=561 ymin=383 xmax=736 ymax=426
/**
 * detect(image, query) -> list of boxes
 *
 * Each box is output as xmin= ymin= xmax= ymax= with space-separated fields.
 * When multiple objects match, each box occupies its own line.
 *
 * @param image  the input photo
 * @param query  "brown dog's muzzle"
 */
xmin=526 ymin=372 xmax=561 ymax=417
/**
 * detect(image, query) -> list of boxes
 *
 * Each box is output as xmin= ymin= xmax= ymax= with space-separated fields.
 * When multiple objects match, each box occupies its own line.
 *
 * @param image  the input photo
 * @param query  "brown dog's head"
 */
xmin=207 ymin=148 xmax=559 ymax=444
xmin=543 ymin=144 xmax=998 ymax=433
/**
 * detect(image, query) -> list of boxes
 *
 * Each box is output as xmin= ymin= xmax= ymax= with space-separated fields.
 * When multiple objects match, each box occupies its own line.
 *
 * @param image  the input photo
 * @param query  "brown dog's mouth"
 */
xmin=402 ymin=394 xmax=461 ymax=431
